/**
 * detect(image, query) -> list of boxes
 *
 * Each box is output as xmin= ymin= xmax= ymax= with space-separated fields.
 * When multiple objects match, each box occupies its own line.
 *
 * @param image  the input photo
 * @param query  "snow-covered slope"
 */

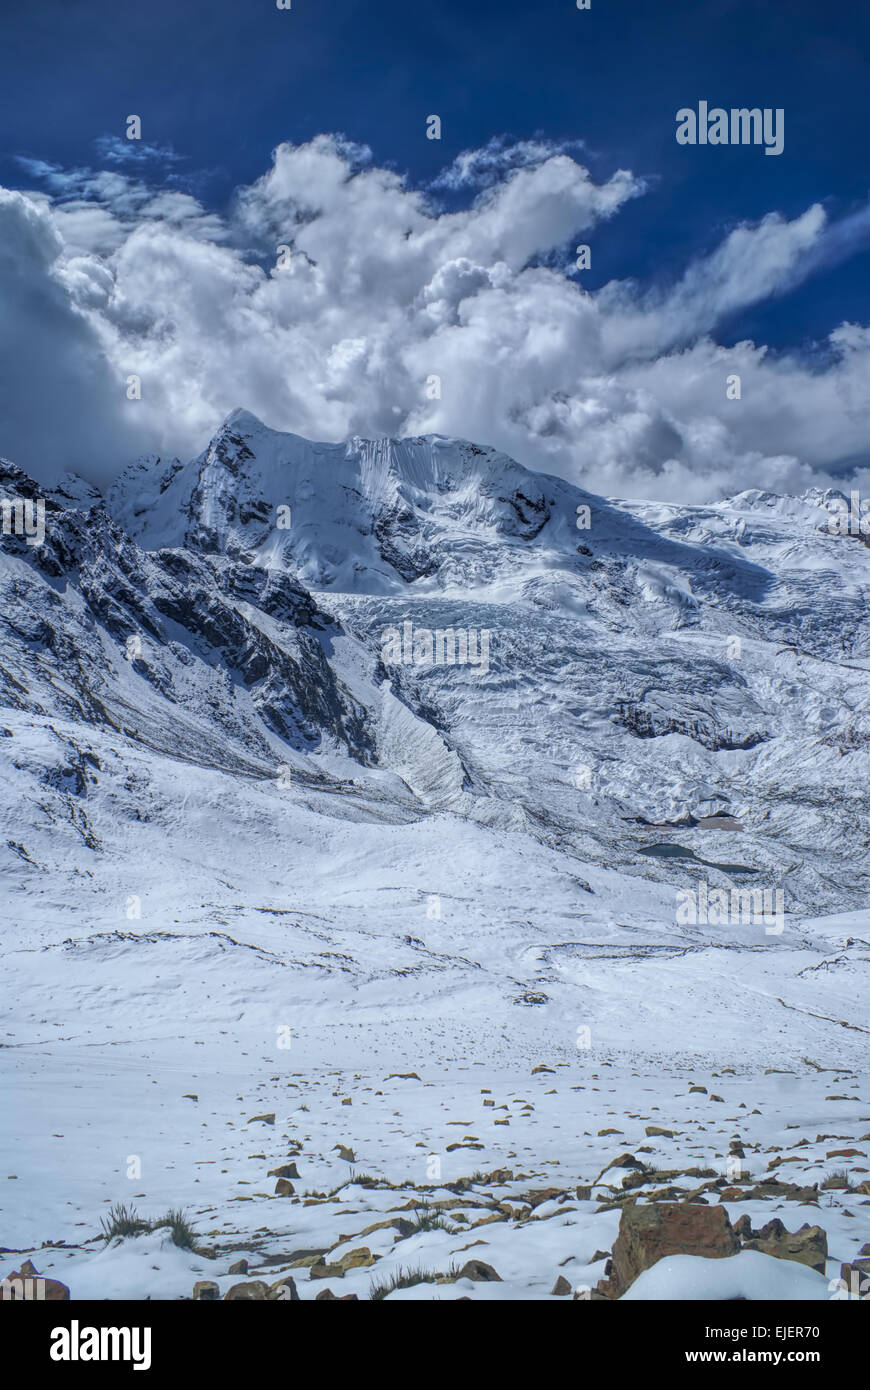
xmin=1 ymin=412 xmax=868 ymax=1300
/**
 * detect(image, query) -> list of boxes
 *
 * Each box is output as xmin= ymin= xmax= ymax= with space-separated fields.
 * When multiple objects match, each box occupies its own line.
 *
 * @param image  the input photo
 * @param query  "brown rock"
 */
xmin=742 ymin=1219 xmax=827 ymax=1273
xmin=274 ymin=1178 xmax=295 ymax=1196
xmin=268 ymin=1162 xmax=300 ymax=1180
xmin=268 ymin=1275 xmax=300 ymax=1301
xmin=602 ymin=1201 xmax=739 ymax=1298
xmin=227 ymin=1258 xmax=248 ymax=1275
xmin=839 ymin=1263 xmax=870 ymax=1298
xmin=224 ymin=1280 xmax=269 ymax=1300
xmin=193 ymin=1280 xmax=220 ymax=1301
xmin=456 ymin=1259 xmax=502 ymax=1282
xmin=310 ymin=1246 xmax=375 ymax=1279
xmin=0 ymin=1266 xmax=70 ymax=1301
xmin=315 ymin=1288 xmax=359 ymax=1300
xmin=551 ymin=1275 xmax=572 ymax=1296
xmin=521 ymin=1186 xmax=564 ymax=1209
xmin=601 ymin=1152 xmax=646 ymax=1175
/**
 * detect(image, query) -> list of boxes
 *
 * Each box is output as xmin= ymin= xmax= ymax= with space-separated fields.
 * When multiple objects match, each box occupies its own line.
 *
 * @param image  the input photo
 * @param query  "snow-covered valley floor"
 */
xmin=2 ymin=415 xmax=869 ymax=1299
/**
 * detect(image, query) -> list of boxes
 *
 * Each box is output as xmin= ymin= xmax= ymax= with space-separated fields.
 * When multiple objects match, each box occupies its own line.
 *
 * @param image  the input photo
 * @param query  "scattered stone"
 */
xmin=600 ymin=1153 xmax=646 ymax=1176
xmin=521 ymin=1187 xmax=565 ymax=1208
xmin=456 ymin=1259 xmax=501 ymax=1282
xmin=310 ymin=1247 xmax=375 ymax=1279
xmin=551 ymin=1275 xmax=572 ymax=1296
xmin=224 ymin=1281 xmax=269 ymax=1300
xmin=193 ymin=1281 xmax=220 ymax=1300
xmin=268 ymin=1275 xmax=300 ymax=1301
xmin=645 ymin=1125 xmax=676 ymax=1138
xmin=248 ymin=1114 xmax=275 ymax=1125
xmin=228 ymin=1258 xmax=248 ymax=1276
xmin=315 ymin=1289 xmax=359 ymax=1300
xmin=268 ymin=1162 xmax=300 ymax=1179
xmin=274 ymin=1178 xmax=295 ymax=1196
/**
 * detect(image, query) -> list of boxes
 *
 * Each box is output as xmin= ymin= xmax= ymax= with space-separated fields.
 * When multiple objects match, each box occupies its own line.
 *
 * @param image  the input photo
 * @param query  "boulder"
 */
xmin=600 ymin=1202 xmax=738 ymax=1298
xmin=227 ymin=1258 xmax=248 ymax=1275
xmin=192 ymin=1281 xmax=220 ymax=1301
xmin=268 ymin=1162 xmax=300 ymax=1180
xmin=224 ymin=1281 xmax=269 ymax=1300
xmin=742 ymin=1219 xmax=827 ymax=1273
xmin=310 ymin=1246 xmax=375 ymax=1279
xmin=551 ymin=1275 xmax=572 ymax=1296
xmin=456 ymin=1259 xmax=501 ymax=1282
xmin=521 ymin=1186 xmax=564 ymax=1209
xmin=268 ymin=1275 xmax=300 ymax=1301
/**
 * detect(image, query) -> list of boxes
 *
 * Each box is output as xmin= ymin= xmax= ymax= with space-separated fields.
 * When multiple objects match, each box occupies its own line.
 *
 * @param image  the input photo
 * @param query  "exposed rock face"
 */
xmin=0 ymin=457 xmax=374 ymax=767
xmin=598 ymin=1202 xmax=739 ymax=1298
xmin=741 ymin=1219 xmax=827 ymax=1273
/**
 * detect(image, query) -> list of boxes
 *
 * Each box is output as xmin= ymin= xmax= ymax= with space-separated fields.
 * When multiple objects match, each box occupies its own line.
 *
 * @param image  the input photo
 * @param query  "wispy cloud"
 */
xmin=93 ymin=135 xmax=185 ymax=167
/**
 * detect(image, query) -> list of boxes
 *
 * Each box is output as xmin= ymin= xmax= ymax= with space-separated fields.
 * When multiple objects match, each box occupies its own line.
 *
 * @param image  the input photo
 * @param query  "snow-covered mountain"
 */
xmin=1 ymin=411 xmax=868 ymax=1301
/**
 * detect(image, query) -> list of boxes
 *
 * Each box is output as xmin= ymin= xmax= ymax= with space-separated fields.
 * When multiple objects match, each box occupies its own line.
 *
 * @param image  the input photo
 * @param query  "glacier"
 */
xmin=1 ymin=409 xmax=867 ymax=1300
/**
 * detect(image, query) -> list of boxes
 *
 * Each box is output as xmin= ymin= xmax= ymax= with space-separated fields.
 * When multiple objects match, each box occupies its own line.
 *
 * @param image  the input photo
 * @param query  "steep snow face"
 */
xmin=113 ymin=408 xmax=586 ymax=598
xmin=105 ymin=409 xmax=870 ymax=915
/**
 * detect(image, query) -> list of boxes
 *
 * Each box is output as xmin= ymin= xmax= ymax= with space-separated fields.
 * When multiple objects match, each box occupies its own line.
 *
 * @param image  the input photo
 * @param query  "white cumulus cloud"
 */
xmin=2 ymin=134 xmax=869 ymax=501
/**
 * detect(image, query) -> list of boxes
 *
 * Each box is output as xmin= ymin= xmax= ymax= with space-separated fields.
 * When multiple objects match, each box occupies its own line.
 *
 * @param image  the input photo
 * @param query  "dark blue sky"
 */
xmin=1 ymin=0 xmax=868 ymax=352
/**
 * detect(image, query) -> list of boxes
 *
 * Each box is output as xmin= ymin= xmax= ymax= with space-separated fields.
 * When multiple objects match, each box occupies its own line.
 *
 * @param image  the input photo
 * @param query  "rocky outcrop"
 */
xmin=598 ymin=1203 xmax=740 ymax=1298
